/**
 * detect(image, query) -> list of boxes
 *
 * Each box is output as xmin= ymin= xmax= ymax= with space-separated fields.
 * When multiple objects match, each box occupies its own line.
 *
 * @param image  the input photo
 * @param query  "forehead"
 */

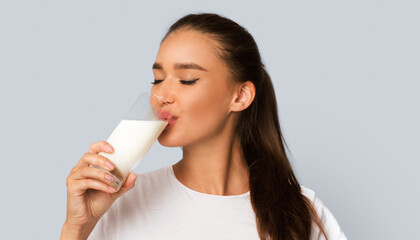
xmin=155 ymin=30 xmax=224 ymax=69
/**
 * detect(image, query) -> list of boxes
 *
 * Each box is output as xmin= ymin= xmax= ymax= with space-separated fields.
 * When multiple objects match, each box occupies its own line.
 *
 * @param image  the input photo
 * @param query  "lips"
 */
xmin=158 ymin=111 xmax=178 ymax=128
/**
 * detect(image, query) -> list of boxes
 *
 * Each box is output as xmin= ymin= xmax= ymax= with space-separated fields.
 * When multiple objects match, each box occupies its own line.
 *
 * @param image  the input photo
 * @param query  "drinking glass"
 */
xmin=90 ymin=92 xmax=171 ymax=191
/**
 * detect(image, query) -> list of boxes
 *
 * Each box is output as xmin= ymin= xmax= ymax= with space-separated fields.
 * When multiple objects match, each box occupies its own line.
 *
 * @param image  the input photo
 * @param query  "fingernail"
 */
xmin=106 ymin=161 xmax=115 ymax=170
xmin=105 ymin=145 xmax=114 ymax=153
xmin=105 ymin=175 xmax=115 ymax=182
xmin=108 ymin=186 xmax=117 ymax=192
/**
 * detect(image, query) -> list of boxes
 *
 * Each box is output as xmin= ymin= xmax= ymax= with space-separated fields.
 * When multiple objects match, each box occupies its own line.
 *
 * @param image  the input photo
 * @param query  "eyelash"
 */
xmin=151 ymin=80 xmax=163 ymax=85
xmin=151 ymin=79 xmax=199 ymax=85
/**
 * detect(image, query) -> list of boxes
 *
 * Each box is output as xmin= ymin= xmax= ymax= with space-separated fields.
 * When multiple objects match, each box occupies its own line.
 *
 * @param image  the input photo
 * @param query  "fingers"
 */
xmin=67 ymin=164 xmax=118 ymax=195
xmin=88 ymin=141 xmax=114 ymax=154
xmin=68 ymin=178 xmax=117 ymax=196
xmin=76 ymin=152 xmax=115 ymax=171
xmin=123 ymin=173 xmax=137 ymax=190
xmin=112 ymin=173 xmax=137 ymax=199
xmin=73 ymin=165 xmax=115 ymax=184
xmin=67 ymin=141 xmax=137 ymax=200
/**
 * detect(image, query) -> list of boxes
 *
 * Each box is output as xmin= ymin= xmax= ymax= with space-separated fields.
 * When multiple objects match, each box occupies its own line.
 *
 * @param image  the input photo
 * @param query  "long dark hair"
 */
xmin=163 ymin=13 xmax=328 ymax=240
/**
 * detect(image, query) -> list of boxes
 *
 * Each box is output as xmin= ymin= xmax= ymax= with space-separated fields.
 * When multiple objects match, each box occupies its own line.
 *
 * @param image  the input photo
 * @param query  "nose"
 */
xmin=162 ymin=94 xmax=175 ymax=105
xmin=154 ymin=80 xmax=176 ymax=106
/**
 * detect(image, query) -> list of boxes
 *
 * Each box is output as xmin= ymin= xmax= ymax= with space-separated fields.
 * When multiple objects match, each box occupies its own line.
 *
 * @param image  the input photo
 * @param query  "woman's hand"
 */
xmin=61 ymin=141 xmax=137 ymax=239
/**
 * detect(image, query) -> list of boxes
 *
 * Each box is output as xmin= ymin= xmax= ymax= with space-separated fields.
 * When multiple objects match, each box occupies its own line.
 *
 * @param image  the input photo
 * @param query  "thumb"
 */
xmin=112 ymin=173 xmax=137 ymax=199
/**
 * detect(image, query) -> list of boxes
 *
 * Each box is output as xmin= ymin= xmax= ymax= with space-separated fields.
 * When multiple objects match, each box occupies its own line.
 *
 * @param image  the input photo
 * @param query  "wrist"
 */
xmin=60 ymin=221 xmax=94 ymax=240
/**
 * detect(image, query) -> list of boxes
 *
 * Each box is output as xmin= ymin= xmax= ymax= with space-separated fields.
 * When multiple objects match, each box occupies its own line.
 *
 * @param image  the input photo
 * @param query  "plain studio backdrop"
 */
xmin=0 ymin=0 xmax=418 ymax=239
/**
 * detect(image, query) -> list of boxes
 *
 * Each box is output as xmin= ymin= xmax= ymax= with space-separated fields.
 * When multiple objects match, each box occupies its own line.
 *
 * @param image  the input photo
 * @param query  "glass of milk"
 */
xmin=91 ymin=92 xmax=170 ymax=191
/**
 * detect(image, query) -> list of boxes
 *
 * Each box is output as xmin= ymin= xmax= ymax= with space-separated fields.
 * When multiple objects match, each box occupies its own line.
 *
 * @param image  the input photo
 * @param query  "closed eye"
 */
xmin=151 ymin=78 xmax=200 ymax=85
xmin=180 ymin=78 xmax=199 ymax=85
xmin=151 ymin=80 xmax=163 ymax=85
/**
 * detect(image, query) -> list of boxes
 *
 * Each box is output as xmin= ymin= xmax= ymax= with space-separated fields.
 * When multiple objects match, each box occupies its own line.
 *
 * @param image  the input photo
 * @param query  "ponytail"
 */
xmin=238 ymin=68 xmax=328 ymax=239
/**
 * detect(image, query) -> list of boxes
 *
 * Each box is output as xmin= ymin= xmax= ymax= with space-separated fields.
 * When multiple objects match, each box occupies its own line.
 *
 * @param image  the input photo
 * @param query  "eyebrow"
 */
xmin=152 ymin=62 xmax=207 ymax=71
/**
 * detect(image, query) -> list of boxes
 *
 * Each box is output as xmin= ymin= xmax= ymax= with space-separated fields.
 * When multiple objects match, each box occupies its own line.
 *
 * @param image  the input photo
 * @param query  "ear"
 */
xmin=230 ymin=81 xmax=256 ymax=112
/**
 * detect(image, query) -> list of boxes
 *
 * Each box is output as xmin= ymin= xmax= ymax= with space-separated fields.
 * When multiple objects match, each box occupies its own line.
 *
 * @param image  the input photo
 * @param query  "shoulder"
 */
xmin=101 ymin=166 xmax=173 ymax=213
xmin=136 ymin=165 xmax=171 ymax=186
xmin=300 ymin=185 xmax=317 ymax=201
xmin=123 ymin=165 xmax=173 ymax=202
xmin=300 ymin=186 xmax=348 ymax=240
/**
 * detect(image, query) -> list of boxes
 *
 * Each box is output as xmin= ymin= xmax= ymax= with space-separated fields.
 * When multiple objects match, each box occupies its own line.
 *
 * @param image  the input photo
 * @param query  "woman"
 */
xmin=61 ymin=13 xmax=347 ymax=240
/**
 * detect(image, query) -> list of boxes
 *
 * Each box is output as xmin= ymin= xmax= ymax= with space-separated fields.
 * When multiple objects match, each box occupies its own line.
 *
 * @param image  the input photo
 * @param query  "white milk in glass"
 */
xmin=99 ymin=119 xmax=168 ymax=190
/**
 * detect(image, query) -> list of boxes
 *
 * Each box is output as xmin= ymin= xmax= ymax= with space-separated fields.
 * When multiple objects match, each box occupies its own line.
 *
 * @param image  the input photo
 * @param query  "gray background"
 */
xmin=0 ymin=0 xmax=418 ymax=239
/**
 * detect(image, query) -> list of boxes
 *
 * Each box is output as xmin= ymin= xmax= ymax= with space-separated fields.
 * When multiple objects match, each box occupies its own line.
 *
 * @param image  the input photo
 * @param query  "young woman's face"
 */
xmin=151 ymin=29 xmax=236 ymax=148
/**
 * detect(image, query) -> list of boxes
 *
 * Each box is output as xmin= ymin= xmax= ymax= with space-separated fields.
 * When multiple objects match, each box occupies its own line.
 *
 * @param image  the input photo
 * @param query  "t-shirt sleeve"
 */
xmin=301 ymin=186 xmax=348 ymax=240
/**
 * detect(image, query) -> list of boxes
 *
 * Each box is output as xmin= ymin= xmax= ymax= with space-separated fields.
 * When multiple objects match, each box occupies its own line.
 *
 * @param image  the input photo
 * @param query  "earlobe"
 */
xmin=231 ymin=81 xmax=256 ymax=112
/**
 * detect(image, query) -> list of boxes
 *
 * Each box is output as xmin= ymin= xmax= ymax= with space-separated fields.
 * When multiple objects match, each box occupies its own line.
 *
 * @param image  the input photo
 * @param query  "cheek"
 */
xmin=157 ymin=79 xmax=233 ymax=147
xmin=184 ymin=89 xmax=230 ymax=133
xmin=157 ymin=94 xmax=225 ymax=147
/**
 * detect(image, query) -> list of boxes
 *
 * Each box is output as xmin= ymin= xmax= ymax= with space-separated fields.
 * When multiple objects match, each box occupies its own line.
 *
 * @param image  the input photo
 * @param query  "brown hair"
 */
xmin=163 ymin=13 xmax=328 ymax=240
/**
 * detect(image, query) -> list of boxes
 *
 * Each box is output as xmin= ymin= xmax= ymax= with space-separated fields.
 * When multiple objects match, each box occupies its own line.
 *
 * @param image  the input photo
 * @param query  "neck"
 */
xmin=173 ymin=129 xmax=250 ymax=196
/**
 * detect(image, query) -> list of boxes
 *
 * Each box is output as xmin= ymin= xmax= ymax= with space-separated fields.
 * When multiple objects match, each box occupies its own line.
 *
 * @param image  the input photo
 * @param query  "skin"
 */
xmin=152 ymin=29 xmax=255 ymax=195
xmin=61 ymin=142 xmax=137 ymax=240
xmin=61 ymin=29 xmax=255 ymax=239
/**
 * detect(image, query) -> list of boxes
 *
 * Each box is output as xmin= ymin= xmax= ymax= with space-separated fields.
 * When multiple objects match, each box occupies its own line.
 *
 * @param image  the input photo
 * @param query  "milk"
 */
xmin=98 ymin=119 xmax=167 ymax=190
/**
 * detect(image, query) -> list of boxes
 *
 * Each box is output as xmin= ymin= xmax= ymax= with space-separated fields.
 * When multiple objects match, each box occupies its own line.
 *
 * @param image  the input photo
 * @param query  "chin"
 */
xmin=157 ymin=131 xmax=183 ymax=147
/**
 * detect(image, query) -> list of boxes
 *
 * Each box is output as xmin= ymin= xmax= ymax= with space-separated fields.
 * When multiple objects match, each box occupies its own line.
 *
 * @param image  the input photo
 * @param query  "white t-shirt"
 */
xmin=89 ymin=165 xmax=347 ymax=240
